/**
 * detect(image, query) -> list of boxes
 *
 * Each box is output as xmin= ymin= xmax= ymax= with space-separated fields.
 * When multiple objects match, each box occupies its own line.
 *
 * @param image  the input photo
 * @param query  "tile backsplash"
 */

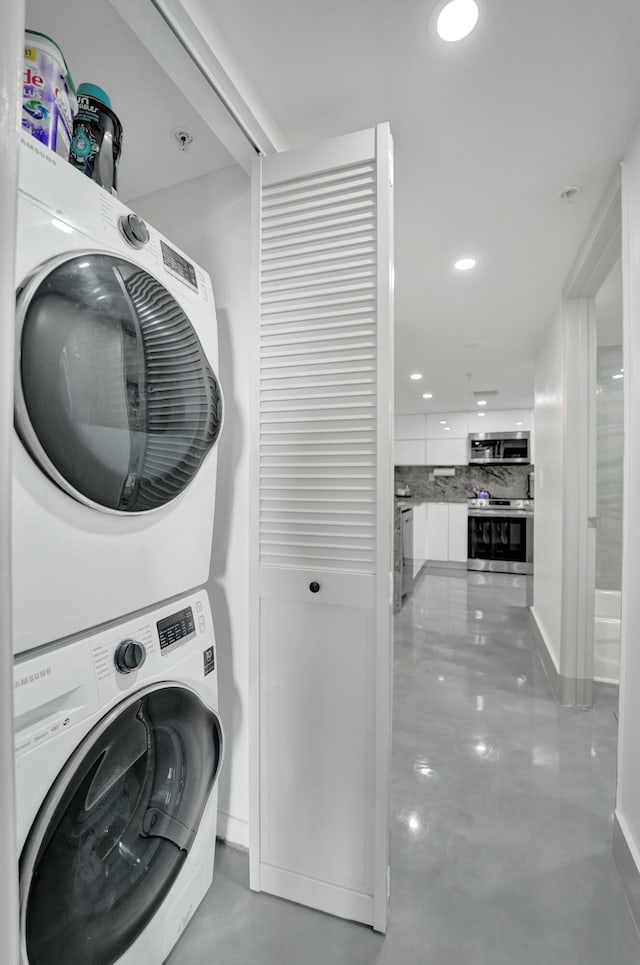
xmin=395 ymin=465 xmax=533 ymax=502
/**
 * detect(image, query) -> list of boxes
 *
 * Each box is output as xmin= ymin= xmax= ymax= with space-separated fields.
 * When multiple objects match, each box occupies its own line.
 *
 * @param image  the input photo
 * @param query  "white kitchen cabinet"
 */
xmin=426 ymin=438 xmax=467 ymax=465
xmin=448 ymin=503 xmax=469 ymax=562
xmin=396 ymin=409 xmax=534 ymax=467
xmin=394 ymin=439 xmax=427 ymax=465
xmin=426 ymin=412 xmax=468 ymax=438
xmin=412 ymin=500 xmax=466 ymax=571
xmin=395 ymin=414 xmax=427 ymax=440
xmin=466 ymin=408 xmax=532 ymax=434
xmin=425 ymin=502 xmax=468 ymax=564
xmin=412 ymin=502 xmax=428 ymax=576
xmin=426 ymin=503 xmax=450 ymax=562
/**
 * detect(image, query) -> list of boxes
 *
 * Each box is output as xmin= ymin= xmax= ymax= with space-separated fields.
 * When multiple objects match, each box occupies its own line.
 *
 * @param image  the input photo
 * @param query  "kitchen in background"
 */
xmin=393 ymin=409 xmax=534 ymax=608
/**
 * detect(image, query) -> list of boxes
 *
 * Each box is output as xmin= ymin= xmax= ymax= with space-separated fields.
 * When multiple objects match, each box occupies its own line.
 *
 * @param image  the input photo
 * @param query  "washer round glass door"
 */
xmin=15 ymin=252 xmax=223 ymax=513
xmin=19 ymin=684 xmax=223 ymax=965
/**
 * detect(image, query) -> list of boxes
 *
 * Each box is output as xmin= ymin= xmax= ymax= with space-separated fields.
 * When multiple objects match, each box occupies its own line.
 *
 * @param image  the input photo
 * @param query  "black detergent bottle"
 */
xmin=69 ymin=83 xmax=123 ymax=195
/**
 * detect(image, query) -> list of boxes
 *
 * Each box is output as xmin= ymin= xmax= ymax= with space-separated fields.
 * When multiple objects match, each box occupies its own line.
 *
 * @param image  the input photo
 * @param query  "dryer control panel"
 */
xmin=17 ymin=133 xmax=214 ymax=308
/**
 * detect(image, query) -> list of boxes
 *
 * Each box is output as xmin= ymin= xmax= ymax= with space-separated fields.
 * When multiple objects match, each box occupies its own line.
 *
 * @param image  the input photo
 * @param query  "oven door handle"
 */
xmin=467 ymin=511 xmax=533 ymax=518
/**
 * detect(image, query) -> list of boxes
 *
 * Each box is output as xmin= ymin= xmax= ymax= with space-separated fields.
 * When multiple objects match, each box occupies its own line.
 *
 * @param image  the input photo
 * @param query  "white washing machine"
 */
xmin=13 ymin=133 xmax=223 ymax=654
xmin=15 ymin=588 xmax=223 ymax=965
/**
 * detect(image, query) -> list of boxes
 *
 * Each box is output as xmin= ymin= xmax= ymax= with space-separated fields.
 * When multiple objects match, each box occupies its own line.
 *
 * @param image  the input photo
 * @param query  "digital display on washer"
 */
xmin=157 ymin=607 xmax=196 ymax=652
xmin=160 ymin=240 xmax=198 ymax=291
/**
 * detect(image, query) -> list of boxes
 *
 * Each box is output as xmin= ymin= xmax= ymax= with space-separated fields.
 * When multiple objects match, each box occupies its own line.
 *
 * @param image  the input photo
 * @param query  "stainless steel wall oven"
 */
xmin=467 ymin=498 xmax=533 ymax=574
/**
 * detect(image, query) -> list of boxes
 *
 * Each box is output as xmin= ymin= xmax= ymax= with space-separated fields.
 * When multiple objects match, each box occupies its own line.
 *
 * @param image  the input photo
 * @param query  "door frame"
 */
xmin=560 ymin=176 xmax=621 ymax=706
xmin=0 ymin=0 xmax=26 ymax=956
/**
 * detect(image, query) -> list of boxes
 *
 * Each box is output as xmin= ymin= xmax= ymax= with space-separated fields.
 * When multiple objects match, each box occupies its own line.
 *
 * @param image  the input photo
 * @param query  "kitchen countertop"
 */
xmin=395 ymin=495 xmax=534 ymax=508
xmin=395 ymin=495 xmax=463 ymax=508
xmin=395 ymin=499 xmax=413 ymax=512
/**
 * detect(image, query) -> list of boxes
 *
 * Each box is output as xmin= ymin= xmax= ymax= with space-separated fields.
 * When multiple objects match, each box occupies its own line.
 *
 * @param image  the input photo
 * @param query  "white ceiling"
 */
xmin=25 ymin=0 xmax=235 ymax=201
xmin=24 ymin=0 xmax=640 ymax=416
xmin=192 ymin=0 xmax=640 ymax=414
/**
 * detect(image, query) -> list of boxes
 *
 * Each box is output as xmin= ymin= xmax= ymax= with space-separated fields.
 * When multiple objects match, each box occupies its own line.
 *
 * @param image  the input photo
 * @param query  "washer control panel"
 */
xmin=157 ymin=606 xmax=196 ymax=655
xmin=13 ymin=589 xmax=214 ymax=759
xmin=89 ymin=589 xmax=212 ymax=703
xmin=114 ymin=638 xmax=147 ymax=674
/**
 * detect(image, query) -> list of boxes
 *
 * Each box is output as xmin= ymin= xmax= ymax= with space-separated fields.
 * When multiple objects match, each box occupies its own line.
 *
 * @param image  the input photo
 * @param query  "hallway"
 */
xmin=392 ymin=568 xmax=639 ymax=963
xmin=170 ymin=569 xmax=640 ymax=964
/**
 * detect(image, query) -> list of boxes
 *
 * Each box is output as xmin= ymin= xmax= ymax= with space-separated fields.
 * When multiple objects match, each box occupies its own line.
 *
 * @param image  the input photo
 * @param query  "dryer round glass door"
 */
xmin=19 ymin=684 xmax=223 ymax=965
xmin=15 ymin=253 xmax=223 ymax=513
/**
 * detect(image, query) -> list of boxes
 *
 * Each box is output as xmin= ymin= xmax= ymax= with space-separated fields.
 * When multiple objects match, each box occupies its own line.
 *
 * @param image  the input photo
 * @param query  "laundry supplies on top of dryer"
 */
xmin=13 ymin=133 xmax=223 ymax=654
xmin=70 ymin=83 xmax=123 ymax=195
xmin=22 ymin=30 xmax=77 ymax=159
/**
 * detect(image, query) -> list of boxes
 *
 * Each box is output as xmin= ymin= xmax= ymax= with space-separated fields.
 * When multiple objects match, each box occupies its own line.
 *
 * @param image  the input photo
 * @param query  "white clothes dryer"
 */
xmin=13 ymin=134 xmax=223 ymax=654
xmin=15 ymin=588 xmax=223 ymax=965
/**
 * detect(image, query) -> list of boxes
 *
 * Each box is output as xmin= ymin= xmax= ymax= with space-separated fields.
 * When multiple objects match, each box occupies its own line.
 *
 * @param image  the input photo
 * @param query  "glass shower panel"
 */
xmin=594 ymin=257 xmax=623 ymax=684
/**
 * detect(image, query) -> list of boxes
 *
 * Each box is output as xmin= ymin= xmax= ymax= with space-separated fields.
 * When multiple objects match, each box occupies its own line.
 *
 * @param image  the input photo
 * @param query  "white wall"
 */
xmin=531 ymin=308 xmax=564 ymax=669
xmin=131 ymin=164 xmax=251 ymax=847
xmin=617 ymin=122 xmax=640 ymax=876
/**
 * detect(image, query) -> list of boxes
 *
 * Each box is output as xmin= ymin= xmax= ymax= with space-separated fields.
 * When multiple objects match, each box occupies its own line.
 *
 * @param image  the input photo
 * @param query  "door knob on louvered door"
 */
xmin=309 ymin=581 xmax=320 ymax=594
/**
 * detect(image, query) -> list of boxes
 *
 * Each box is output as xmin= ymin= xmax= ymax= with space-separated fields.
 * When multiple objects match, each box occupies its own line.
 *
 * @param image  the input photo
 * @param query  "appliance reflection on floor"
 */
xmin=167 ymin=570 xmax=639 ymax=965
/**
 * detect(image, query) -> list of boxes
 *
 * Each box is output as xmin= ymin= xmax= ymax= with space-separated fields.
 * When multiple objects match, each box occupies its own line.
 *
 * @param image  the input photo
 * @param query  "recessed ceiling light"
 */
xmin=478 ymin=412 xmax=486 ymax=417
xmin=410 ymin=373 xmax=423 ymax=380
xmin=454 ymin=257 xmax=476 ymax=271
xmin=515 ymin=421 xmax=523 ymax=426
xmin=612 ymin=373 xmax=623 ymax=380
xmin=439 ymin=420 xmax=447 ymax=425
xmin=477 ymin=400 xmax=487 ymax=406
xmin=422 ymin=393 xmax=433 ymax=399
xmin=435 ymin=0 xmax=479 ymax=42
xmin=443 ymin=426 xmax=451 ymax=431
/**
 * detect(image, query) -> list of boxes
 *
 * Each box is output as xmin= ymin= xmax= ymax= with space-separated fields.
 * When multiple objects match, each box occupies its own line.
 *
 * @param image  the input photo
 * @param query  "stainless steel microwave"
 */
xmin=468 ymin=431 xmax=530 ymax=465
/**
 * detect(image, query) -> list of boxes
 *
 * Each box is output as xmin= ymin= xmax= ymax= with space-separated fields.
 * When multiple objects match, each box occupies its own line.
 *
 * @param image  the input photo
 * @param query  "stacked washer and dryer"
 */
xmin=13 ymin=133 xmax=225 ymax=964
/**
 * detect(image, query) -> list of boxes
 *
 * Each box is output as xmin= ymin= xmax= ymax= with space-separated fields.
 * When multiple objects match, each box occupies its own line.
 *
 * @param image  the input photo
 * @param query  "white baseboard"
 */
xmin=217 ymin=811 xmax=250 ymax=850
xmin=258 ymin=863 xmax=374 ymax=927
xmin=530 ymin=605 xmax=561 ymax=702
xmin=614 ymin=811 xmax=640 ymax=938
xmin=529 ymin=606 xmax=560 ymax=672
xmin=530 ymin=606 xmax=593 ymax=707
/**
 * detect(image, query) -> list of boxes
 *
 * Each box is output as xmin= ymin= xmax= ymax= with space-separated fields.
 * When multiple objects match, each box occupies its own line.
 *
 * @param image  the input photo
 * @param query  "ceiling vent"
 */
xmin=472 ymin=390 xmax=498 ymax=397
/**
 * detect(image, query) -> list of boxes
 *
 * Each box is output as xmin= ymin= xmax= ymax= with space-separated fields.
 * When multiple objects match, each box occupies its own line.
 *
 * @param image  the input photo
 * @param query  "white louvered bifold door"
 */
xmin=250 ymin=124 xmax=394 ymax=933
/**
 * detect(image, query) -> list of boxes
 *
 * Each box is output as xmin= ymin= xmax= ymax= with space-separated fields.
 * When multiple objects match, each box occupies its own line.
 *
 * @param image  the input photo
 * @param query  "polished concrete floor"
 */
xmin=169 ymin=568 xmax=640 ymax=964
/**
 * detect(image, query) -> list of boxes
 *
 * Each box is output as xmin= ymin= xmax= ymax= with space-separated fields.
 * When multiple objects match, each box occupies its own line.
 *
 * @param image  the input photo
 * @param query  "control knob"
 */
xmin=114 ymin=638 xmax=147 ymax=674
xmin=118 ymin=213 xmax=150 ymax=249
